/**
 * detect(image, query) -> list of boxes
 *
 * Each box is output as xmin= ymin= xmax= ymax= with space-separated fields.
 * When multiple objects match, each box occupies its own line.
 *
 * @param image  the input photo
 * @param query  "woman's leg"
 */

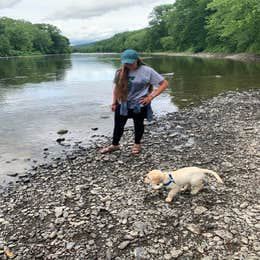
xmin=112 ymin=105 xmax=128 ymax=145
xmin=132 ymin=107 xmax=146 ymax=144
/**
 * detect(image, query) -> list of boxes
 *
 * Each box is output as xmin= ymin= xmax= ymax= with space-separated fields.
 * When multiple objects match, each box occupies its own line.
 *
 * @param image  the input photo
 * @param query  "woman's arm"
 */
xmin=140 ymin=79 xmax=169 ymax=105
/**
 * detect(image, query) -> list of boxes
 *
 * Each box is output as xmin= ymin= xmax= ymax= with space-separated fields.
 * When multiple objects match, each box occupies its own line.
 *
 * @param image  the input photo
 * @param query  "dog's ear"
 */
xmin=148 ymin=170 xmax=164 ymax=184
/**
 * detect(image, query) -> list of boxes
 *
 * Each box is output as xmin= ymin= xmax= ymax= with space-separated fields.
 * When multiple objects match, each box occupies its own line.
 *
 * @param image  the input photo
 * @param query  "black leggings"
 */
xmin=112 ymin=105 xmax=147 ymax=145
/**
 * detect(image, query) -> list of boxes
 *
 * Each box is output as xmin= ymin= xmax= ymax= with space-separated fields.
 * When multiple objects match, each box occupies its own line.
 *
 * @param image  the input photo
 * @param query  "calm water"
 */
xmin=0 ymin=53 xmax=260 ymax=185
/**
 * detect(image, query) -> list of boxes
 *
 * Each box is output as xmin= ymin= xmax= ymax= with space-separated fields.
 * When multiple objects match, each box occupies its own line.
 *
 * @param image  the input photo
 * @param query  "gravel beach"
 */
xmin=152 ymin=52 xmax=260 ymax=62
xmin=0 ymin=90 xmax=259 ymax=260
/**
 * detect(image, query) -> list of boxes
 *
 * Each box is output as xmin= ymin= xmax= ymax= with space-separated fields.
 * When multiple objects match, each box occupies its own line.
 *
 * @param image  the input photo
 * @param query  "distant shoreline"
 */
xmin=150 ymin=52 xmax=260 ymax=62
xmin=1 ymin=52 xmax=260 ymax=62
xmin=0 ymin=53 xmax=71 ymax=59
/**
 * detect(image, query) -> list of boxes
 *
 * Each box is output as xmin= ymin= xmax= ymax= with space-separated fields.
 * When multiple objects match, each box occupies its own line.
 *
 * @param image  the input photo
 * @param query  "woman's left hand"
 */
xmin=139 ymin=95 xmax=154 ymax=105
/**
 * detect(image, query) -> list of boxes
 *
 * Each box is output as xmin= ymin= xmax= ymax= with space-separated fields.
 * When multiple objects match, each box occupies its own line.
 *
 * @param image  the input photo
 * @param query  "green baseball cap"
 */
xmin=121 ymin=49 xmax=138 ymax=64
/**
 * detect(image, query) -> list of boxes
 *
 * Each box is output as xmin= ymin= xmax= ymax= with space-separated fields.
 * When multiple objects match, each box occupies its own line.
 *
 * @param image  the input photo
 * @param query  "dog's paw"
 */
xmin=165 ymin=197 xmax=172 ymax=203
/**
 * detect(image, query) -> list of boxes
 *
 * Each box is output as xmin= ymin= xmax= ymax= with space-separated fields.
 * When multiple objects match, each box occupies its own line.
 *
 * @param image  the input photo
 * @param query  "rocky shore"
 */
xmin=152 ymin=52 xmax=260 ymax=62
xmin=0 ymin=90 xmax=259 ymax=260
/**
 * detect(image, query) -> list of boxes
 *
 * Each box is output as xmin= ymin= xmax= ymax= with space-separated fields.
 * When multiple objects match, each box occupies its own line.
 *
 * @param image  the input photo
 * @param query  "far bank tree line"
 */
xmin=0 ymin=17 xmax=70 ymax=57
xmin=73 ymin=0 xmax=260 ymax=53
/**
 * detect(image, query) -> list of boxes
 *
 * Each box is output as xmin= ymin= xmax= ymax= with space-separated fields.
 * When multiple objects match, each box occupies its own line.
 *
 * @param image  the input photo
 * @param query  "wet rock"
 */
xmin=7 ymin=173 xmax=18 ymax=177
xmin=56 ymin=138 xmax=65 ymax=144
xmin=57 ymin=129 xmax=68 ymax=135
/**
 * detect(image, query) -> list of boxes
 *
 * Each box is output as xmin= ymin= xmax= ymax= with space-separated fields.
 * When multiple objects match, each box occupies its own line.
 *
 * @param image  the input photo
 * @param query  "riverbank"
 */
xmin=2 ymin=51 xmax=260 ymax=63
xmin=151 ymin=52 xmax=260 ymax=62
xmin=0 ymin=90 xmax=259 ymax=259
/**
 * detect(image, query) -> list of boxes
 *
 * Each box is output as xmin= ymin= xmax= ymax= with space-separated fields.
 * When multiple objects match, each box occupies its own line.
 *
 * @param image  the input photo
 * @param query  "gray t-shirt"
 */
xmin=114 ymin=65 xmax=164 ymax=107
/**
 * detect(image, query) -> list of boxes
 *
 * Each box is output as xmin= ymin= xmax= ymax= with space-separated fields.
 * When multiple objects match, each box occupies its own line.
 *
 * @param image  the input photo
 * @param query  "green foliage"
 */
xmin=72 ymin=29 xmax=150 ymax=53
xmin=123 ymin=30 xmax=149 ymax=51
xmin=147 ymin=4 xmax=175 ymax=51
xmin=166 ymin=0 xmax=212 ymax=52
xmin=0 ymin=35 xmax=11 ymax=56
xmin=32 ymin=29 xmax=52 ymax=53
xmin=160 ymin=36 xmax=175 ymax=51
xmin=0 ymin=17 xmax=70 ymax=57
xmin=73 ymin=0 xmax=260 ymax=54
xmin=206 ymin=0 xmax=260 ymax=53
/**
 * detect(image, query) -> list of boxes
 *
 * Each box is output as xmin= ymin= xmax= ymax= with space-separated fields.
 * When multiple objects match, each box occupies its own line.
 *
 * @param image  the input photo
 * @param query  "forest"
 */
xmin=0 ymin=17 xmax=70 ymax=57
xmin=72 ymin=0 xmax=260 ymax=54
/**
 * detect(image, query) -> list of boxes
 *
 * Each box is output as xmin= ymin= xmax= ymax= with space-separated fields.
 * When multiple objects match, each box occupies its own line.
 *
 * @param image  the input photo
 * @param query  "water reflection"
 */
xmin=65 ymin=53 xmax=117 ymax=82
xmin=0 ymin=55 xmax=71 ymax=86
xmin=146 ymin=55 xmax=260 ymax=107
xmin=88 ymin=54 xmax=260 ymax=107
xmin=0 ymin=55 xmax=71 ymax=104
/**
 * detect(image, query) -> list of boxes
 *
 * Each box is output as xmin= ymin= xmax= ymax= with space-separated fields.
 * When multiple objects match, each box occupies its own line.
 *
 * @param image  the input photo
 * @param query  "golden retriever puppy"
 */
xmin=144 ymin=167 xmax=224 ymax=202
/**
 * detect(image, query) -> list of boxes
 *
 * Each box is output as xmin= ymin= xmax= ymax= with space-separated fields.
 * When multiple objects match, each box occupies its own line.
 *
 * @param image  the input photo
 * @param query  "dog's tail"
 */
xmin=203 ymin=169 xmax=224 ymax=184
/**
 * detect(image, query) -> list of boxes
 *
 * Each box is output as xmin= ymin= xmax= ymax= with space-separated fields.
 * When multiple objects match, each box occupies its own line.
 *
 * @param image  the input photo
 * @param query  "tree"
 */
xmin=166 ymin=0 xmax=212 ymax=52
xmin=49 ymin=33 xmax=69 ymax=53
xmin=36 ymin=24 xmax=70 ymax=54
xmin=160 ymin=36 xmax=175 ymax=51
xmin=123 ymin=29 xmax=149 ymax=51
xmin=147 ymin=4 xmax=175 ymax=51
xmin=6 ymin=25 xmax=33 ymax=53
xmin=206 ymin=0 xmax=260 ymax=52
xmin=0 ymin=18 xmax=70 ymax=56
xmin=0 ymin=35 xmax=11 ymax=56
xmin=32 ymin=29 xmax=52 ymax=53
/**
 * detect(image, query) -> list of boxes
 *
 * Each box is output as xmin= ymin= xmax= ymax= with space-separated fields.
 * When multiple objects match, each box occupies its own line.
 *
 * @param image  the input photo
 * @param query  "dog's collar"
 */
xmin=163 ymin=173 xmax=175 ymax=186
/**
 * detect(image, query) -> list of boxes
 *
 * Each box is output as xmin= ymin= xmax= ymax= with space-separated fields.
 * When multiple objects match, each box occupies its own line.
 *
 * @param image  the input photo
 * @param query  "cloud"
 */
xmin=0 ymin=0 xmax=21 ymax=9
xmin=48 ymin=0 xmax=167 ymax=20
xmin=52 ymin=5 xmax=152 ymax=44
xmin=0 ymin=0 xmax=173 ymax=44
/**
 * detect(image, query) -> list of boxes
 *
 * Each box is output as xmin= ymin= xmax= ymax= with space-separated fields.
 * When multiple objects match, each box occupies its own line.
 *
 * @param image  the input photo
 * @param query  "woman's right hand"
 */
xmin=111 ymin=103 xmax=117 ymax=112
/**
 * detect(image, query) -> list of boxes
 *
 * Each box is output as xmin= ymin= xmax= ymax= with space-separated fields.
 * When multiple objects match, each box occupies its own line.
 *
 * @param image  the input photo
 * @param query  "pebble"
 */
xmin=118 ymin=241 xmax=130 ymax=250
xmin=57 ymin=129 xmax=68 ymax=135
xmin=254 ymin=224 xmax=260 ymax=229
xmin=214 ymin=230 xmax=233 ymax=240
xmin=49 ymin=230 xmax=57 ymax=239
xmin=194 ymin=206 xmax=207 ymax=215
xmin=66 ymin=242 xmax=75 ymax=250
xmin=134 ymin=247 xmax=149 ymax=259
xmin=170 ymin=249 xmax=183 ymax=258
xmin=186 ymin=224 xmax=201 ymax=234
xmin=54 ymin=207 xmax=63 ymax=218
xmin=164 ymin=254 xmax=172 ymax=260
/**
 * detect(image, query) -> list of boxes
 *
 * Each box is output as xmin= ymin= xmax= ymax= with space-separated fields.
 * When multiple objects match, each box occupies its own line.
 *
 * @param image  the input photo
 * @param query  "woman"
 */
xmin=100 ymin=49 xmax=169 ymax=154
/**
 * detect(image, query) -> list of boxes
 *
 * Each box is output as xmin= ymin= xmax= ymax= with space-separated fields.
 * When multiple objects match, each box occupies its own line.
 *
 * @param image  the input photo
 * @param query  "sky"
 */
xmin=0 ymin=0 xmax=173 ymax=45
